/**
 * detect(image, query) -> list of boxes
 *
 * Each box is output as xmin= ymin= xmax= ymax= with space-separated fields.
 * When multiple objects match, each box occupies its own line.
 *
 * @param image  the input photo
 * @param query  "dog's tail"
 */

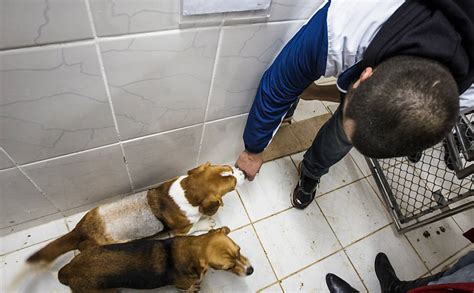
xmin=8 ymin=261 xmax=52 ymax=291
xmin=26 ymin=229 xmax=81 ymax=264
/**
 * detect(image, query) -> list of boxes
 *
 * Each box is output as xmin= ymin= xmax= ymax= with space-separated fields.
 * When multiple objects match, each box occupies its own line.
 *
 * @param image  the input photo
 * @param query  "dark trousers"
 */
xmin=301 ymin=105 xmax=353 ymax=180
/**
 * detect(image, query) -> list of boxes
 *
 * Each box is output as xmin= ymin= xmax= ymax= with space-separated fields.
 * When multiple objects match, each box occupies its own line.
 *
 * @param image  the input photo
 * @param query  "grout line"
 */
xmin=0 ymin=147 xmax=61 ymax=213
xmin=17 ymin=142 xmax=121 ymax=168
xmin=0 ymin=147 xmax=19 ymax=170
xmin=451 ymin=214 xmax=466 ymax=233
xmin=315 ymin=177 xmax=367 ymax=199
xmin=196 ymin=22 xmax=224 ymax=165
xmin=0 ymin=38 xmax=95 ymax=53
xmin=403 ymin=233 xmax=431 ymax=273
xmin=84 ymin=0 xmax=135 ymax=191
xmin=234 ymin=189 xmax=284 ymax=292
xmin=428 ymin=243 xmax=473 ymax=274
xmin=257 ymin=280 xmax=282 ymax=292
xmin=0 ymin=19 xmax=305 ymax=53
xmin=230 ymin=223 xmax=252 ymax=233
xmin=275 ymin=248 xmax=344 ymax=284
xmin=314 ymin=201 xmax=369 ymax=292
xmin=247 ymin=206 xmax=293 ymax=226
xmin=343 ymin=223 xmax=392 ymax=249
xmin=0 ymin=212 xmax=60 ymax=237
xmin=12 ymin=112 xmax=251 ymax=170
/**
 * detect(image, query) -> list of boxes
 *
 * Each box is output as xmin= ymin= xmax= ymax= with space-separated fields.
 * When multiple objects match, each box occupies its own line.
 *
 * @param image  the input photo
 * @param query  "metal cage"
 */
xmin=368 ymin=107 xmax=474 ymax=233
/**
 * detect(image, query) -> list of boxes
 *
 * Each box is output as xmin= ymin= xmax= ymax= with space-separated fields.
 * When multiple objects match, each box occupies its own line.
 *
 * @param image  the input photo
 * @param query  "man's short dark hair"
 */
xmin=345 ymin=55 xmax=459 ymax=158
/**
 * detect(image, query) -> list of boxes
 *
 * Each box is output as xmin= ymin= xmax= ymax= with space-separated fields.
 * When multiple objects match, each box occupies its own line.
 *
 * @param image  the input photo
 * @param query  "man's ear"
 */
xmin=352 ymin=67 xmax=373 ymax=89
xmin=188 ymin=162 xmax=211 ymax=175
xmin=199 ymin=195 xmax=223 ymax=216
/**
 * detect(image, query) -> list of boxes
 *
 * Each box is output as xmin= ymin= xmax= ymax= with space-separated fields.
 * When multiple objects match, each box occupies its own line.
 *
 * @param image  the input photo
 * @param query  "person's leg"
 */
xmin=376 ymin=251 xmax=474 ymax=292
xmin=302 ymin=105 xmax=353 ymax=180
xmin=291 ymin=105 xmax=353 ymax=209
xmin=428 ymin=251 xmax=474 ymax=285
xmin=375 ymin=252 xmax=445 ymax=293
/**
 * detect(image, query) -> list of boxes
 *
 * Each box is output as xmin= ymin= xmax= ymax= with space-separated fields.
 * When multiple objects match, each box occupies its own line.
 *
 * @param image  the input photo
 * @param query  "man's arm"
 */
xmin=300 ymin=83 xmax=340 ymax=102
xmin=237 ymin=2 xmax=331 ymax=179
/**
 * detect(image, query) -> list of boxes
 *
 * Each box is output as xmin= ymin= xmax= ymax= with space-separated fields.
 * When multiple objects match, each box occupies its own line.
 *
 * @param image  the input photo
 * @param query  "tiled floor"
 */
xmin=1 ymin=101 xmax=473 ymax=292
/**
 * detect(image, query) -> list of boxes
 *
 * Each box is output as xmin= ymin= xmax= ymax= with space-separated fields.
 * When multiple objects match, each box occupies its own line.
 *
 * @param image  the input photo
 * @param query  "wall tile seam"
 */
xmin=84 ymin=0 xmax=135 ymax=191
xmin=0 ymin=113 xmax=251 ymax=172
xmin=0 ymin=19 xmax=306 ymax=53
xmin=0 ymin=147 xmax=61 ymax=213
xmin=196 ymin=22 xmax=225 ymax=165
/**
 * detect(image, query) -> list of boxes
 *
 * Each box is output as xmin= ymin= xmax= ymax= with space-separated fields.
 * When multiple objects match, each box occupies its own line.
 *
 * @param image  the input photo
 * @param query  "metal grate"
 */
xmin=368 ymin=108 xmax=474 ymax=233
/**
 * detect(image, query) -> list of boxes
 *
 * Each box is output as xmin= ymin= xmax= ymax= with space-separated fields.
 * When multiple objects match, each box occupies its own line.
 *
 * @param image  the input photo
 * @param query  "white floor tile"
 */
xmin=200 ymin=226 xmax=277 ymax=292
xmin=452 ymin=208 xmax=474 ymax=233
xmin=1 ymin=217 xmax=68 ymax=256
xmin=64 ymin=211 xmax=87 ymax=231
xmin=238 ymin=157 xmax=298 ymax=221
xmin=260 ymin=283 xmax=283 ymax=293
xmin=405 ymin=217 xmax=470 ymax=270
xmin=1 ymin=241 xmax=74 ymax=293
xmin=281 ymin=251 xmax=366 ymax=292
xmin=293 ymin=100 xmax=328 ymax=122
xmin=317 ymin=179 xmax=392 ymax=246
xmin=349 ymin=149 xmax=371 ymax=177
xmin=430 ymin=243 xmax=474 ymax=274
xmin=254 ymin=204 xmax=341 ymax=278
xmin=213 ymin=190 xmax=250 ymax=231
xmin=290 ymin=152 xmax=364 ymax=197
xmin=345 ymin=225 xmax=427 ymax=292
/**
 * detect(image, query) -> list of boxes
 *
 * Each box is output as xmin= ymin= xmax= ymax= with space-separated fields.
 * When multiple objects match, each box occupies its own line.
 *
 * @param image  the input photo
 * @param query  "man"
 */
xmin=325 ymin=252 xmax=474 ymax=292
xmin=235 ymin=0 xmax=474 ymax=209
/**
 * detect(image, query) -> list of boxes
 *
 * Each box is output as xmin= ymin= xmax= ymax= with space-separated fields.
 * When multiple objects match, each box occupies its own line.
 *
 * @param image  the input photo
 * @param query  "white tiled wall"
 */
xmin=0 ymin=0 xmax=324 ymax=230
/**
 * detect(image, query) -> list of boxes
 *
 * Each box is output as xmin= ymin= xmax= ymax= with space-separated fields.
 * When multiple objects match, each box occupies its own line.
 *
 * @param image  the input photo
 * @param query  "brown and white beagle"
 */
xmin=58 ymin=227 xmax=253 ymax=292
xmin=27 ymin=163 xmax=245 ymax=265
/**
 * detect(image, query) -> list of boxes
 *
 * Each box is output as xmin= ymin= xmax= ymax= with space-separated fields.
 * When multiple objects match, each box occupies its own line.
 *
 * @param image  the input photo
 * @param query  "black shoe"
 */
xmin=326 ymin=273 xmax=359 ymax=293
xmin=291 ymin=174 xmax=319 ymax=209
xmin=283 ymin=97 xmax=300 ymax=123
xmin=375 ymin=252 xmax=446 ymax=292
xmin=443 ymin=139 xmax=455 ymax=171
xmin=375 ymin=253 xmax=402 ymax=293
xmin=407 ymin=152 xmax=422 ymax=163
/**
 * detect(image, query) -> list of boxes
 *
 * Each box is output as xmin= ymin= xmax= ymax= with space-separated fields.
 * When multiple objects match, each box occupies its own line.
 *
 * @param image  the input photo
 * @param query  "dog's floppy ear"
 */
xmin=199 ymin=194 xmax=223 ymax=216
xmin=184 ymin=259 xmax=208 ymax=280
xmin=188 ymin=162 xmax=211 ymax=175
xmin=217 ymin=226 xmax=231 ymax=234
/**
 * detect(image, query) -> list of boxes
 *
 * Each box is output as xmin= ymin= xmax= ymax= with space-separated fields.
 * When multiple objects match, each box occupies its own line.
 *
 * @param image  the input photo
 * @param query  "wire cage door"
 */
xmin=368 ymin=107 xmax=474 ymax=233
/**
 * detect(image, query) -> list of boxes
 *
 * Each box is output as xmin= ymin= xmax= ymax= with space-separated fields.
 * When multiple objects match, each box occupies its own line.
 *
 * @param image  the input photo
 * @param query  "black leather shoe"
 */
xmin=407 ymin=152 xmax=422 ymax=163
xmin=375 ymin=253 xmax=401 ymax=292
xmin=291 ymin=174 xmax=319 ymax=209
xmin=326 ymin=273 xmax=359 ymax=293
xmin=375 ymin=252 xmax=446 ymax=292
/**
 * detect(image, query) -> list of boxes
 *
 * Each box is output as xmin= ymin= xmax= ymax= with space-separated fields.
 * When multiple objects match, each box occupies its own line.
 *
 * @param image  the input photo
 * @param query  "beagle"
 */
xmin=58 ymin=227 xmax=253 ymax=292
xmin=27 ymin=163 xmax=245 ymax=265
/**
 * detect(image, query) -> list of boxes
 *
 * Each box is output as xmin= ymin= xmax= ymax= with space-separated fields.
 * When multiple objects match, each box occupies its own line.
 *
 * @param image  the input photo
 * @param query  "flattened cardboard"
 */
xmin=262 ymin=113 xmax=331 ymax=162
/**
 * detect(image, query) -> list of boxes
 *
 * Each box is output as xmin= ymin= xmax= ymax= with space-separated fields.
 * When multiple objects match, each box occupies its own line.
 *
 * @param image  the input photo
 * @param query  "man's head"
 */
xmin=343 ymin=55 xmax=459 ymax=158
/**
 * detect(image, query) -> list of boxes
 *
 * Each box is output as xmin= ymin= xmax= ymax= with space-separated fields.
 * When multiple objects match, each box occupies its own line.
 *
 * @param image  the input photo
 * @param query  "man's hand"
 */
xmin=235 ymin=150 xmax=263 ymax=181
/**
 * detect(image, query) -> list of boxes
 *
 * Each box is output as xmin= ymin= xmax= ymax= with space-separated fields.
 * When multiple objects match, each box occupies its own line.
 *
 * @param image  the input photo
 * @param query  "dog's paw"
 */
xmin=190 ymin=217 xmax=216 ymax=235
xmin=199 ymin=217 xmax=216 ymax=231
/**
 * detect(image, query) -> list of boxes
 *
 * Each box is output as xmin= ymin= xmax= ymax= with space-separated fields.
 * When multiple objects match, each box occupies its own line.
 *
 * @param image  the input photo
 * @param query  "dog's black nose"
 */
xmin=246 ymin=266 xmax=254 ymax=275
